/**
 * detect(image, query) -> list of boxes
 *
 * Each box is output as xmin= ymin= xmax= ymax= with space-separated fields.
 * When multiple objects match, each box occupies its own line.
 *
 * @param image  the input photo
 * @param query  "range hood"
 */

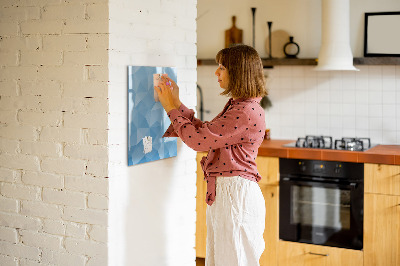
xmin=314 ymin=0 xmax=359 ymax=71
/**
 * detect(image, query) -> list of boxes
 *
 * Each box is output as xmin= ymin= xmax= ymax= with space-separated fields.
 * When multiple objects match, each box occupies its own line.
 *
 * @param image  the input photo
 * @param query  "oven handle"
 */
xmin=281 ymin=177 xmax=358 ymax=188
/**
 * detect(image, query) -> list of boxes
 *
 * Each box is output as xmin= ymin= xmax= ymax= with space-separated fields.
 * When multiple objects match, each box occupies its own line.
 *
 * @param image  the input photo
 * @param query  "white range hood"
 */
xmin=314 ymin=0 xmax=359 ymax=71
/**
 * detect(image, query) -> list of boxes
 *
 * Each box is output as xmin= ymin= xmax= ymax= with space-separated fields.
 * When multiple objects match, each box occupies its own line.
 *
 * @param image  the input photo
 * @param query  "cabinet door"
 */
xmin=278 ymin=241 xmax=363 ymax=266
xmin=259 ymin=185 xmax=279 ymax=266
xmin=365 ymin=163 xmax=400 ymax=196
xmin=196 ymin=152 xmax=208 ymax=258
xmin=256 ymin=156 xmax=279 ymax=186
xmin=364 ymin=193 xmax=400 ymax=266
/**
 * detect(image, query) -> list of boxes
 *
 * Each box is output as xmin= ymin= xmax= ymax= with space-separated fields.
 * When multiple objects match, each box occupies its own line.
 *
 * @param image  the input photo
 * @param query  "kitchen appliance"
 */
xmin=279 ymin=158 xmax=364 ymax=250
xmin=284 ymin=135 xmax=373 ymax=151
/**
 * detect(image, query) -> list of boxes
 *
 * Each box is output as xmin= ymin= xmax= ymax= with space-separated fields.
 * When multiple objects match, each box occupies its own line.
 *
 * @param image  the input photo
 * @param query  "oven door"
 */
xmin=279 ymin=177 xmax=363 ymax=250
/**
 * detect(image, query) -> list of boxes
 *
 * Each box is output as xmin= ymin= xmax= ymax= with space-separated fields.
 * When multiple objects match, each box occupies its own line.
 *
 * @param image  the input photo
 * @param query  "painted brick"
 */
xmin=22 ymin=171 xmax=63 ymax=189
xmin=0 ymin=6 xmax=40 ymax=21
xmin=18 ymin=111 xmax=62 ymax=127
xmin=20 ymin=51 xmax=63 ymax=66
xmin=64 ymin=113 xmax=108 ymax=129
xmin=65 ymin=222 xmax=86 ymax=239
xmin=88 ymin=194 xmax=108 ymax=210
xmin=63 ymin=207 xmax=107 ymax=226
xmin=43 ymin=219 xmax=66 ymax=235
xmin=20 ymin=230 xmax=62 ymax=251
xmin=0 ymin=81 xmax=17 ymax=96
xmin=0 ymin=212 xmax=42 ymax=230
xmin=0 ymin=125 xmax=37 ymax=141
xmin=0 ymin=66 xmax=38 ymax=81
xmin=82 ymin=98 xmax=109 ymax=114
xmin=64 ymin=144 xmax=108 ymax=161
xmin=83 ymin=129 xmax=108 ymax=145
xmin=43 ymin=188 xmax=86 ymax=208
xmin=0 ymin=110 xmax=17 ymax=125
xmin=19 ymin=80 xmax=62 ymax=97
xmin=20 ymin=141 xmax=62 ymax=157
xmin=0 ymin=226 xmax=18 ymax=243
xmin=86 ymin=34 xmax=108 ymax=51
xmin=175 ymin=42 xmax=197 ymax=56
xmin=65 ymin=238 xmax=107 ymax=257
xmin=42 ymin=35 xmax=86 ymax=51
xmin=63 ymin=20 xmax=108 ymax=34
xmin=0 ymin=153 xmax=39 ymax=171
xmin=0 ymin=254 xmax=17 ymax=266
xmin=42 ymin=4 xmax=85 ymax=20
xmin=86 ymin=256 xmax=107 ymax=266
xmin=65 ymin=175 xmax=108 ymax=194
xmin=0 ymin=22 xmax=18 ymax=36
xmin=21 ymin=200 xmax=63 ymax=219
xmin=37 ymin=66 xmax=85 ymax=82
xmin=0 ymin=168 xmax=16 ymax=183
xmin=20 ymin=21 xmax=62 ymax=35
xmin=64 ymin=51 xmax=108 ymax=66
xmin=39 ymin=127 xmax=81 ymax=144
xmin=86 ymin=3 xmax=108 ymax=20
xmin=0 ymin=183 xmax=41 ymax=201
xmin=0 ymin=196 xmax=18 ymax=213
xmin=86 ymin=160 xmax=108 ymax=177
xmin=41 ymin=158 xmax=86 ymax=176
xmin=0 ymin=241 xmax=40 ymax=261
xmin=63 ymin=81 xmax=108 ymax=98
xmin=0 ymin=36 xmax=42 ymax=52
xmin=41 ymin=248 xmax=86 ymax=266
xmin=0 ymin=138 xmax=19 ymax=154
xmin=87 ymin=65 xmax=108 ymax=82
xmin=19 ymin=259 xmax=42 ymax=266
xmin=88 ymin=225 xmax=107 ymax=243
xmin=0 ymin=51 xmax=18 ymax=66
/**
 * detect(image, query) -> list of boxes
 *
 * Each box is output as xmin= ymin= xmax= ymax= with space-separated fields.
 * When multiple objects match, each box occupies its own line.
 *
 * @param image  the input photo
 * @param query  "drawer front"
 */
xmin=365 ymin=164 xmax=400 ymax=196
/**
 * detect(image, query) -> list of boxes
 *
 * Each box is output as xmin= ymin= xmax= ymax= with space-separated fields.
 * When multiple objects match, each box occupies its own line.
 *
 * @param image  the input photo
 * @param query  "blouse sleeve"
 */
xmin=163 ymin=103 xmax=205 ymax=137
xmin=166 ymin=106 xmax=253 ymax=152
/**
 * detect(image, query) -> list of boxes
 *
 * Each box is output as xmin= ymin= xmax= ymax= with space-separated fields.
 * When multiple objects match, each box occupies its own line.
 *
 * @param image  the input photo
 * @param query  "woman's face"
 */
xmin=215 ymin=64 xmax=229 ymax=89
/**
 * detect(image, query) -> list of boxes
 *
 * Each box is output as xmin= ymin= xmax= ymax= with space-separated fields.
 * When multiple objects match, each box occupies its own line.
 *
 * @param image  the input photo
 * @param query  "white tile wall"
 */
xmin=197 ymin=65 xmax=400 ymax=144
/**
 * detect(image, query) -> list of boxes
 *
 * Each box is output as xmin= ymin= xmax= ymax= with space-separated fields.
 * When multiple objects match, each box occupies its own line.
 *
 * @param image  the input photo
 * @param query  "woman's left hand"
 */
xmin=155 ymin=80 xmax=176 ymax=113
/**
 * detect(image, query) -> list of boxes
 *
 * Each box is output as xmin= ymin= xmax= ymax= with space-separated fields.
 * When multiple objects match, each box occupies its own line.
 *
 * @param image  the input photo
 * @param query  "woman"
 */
xmin=155 ymin=45 xmax=267 ymax=266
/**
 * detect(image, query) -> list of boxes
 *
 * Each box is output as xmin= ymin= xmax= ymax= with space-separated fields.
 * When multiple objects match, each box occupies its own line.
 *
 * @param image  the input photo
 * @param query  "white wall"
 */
xmin=108 ymin=0 xmax=198 ymax=265
xmin=0 ymin=1 xmax=109 ymax=265
xmin=197 ymin=0 xmax=400 ymax=145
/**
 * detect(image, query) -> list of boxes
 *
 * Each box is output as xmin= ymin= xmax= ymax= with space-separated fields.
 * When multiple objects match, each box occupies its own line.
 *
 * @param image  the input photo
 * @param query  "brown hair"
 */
xmin=215 ymin=45 xmax=267 ymax=99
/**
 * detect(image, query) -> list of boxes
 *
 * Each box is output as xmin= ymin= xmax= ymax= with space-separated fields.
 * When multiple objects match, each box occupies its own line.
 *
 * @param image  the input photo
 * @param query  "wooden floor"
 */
xmin=196 ymin=257 xmax=205 ymax=266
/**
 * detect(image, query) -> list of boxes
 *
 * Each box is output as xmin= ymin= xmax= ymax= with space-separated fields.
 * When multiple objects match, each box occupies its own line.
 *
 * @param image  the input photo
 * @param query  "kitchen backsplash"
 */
xmin=197 ymin=65 xmax=400 ymax=145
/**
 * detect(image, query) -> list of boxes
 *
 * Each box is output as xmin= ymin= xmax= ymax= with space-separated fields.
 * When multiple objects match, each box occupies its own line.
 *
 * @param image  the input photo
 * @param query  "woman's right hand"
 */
xmin=162 ymin=76 xmax=181 ymax=109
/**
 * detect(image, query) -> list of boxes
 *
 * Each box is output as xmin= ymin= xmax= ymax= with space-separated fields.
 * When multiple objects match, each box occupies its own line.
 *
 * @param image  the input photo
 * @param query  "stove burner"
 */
xmin=334 ymin=137 xmax=371 ymax=151
xmin=290 ymin=136 xmax=372 ymax=151
xmin=295 ymin=135 xmax=333 ymax=149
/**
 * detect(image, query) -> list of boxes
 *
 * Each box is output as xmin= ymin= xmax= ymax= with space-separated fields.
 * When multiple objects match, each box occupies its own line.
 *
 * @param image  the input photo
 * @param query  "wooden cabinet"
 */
xmin=364 ymin=163 xmax=400 ymax=196
xmin=364 ymin=163 xmax=400 ymax=266
xmin=259 ymin=185 xmax=279 ymax=266
xmin=278 ymin=241 xmax=363 ymax=266
xmin=196 ymin=152 xmax=208 ymax=258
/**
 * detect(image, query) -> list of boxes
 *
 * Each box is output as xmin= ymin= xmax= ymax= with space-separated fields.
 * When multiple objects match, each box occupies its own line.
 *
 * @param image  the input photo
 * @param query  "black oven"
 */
xmin=279 ymin=158 xmax=364 ymax=250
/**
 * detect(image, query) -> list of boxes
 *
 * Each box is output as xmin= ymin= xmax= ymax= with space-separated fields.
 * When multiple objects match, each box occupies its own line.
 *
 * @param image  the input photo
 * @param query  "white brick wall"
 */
xmin=0 ymin=1 xmax=109 ymax=265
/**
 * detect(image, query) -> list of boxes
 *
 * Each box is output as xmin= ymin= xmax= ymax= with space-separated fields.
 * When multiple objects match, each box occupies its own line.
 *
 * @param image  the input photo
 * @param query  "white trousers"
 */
xmin=205 ymin=176 xmax=266 ymax=266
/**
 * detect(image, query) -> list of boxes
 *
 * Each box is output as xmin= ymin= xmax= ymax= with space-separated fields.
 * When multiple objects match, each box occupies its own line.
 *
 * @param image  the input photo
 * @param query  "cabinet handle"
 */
xmin=309 ymin=252 xmax=329 ymax=257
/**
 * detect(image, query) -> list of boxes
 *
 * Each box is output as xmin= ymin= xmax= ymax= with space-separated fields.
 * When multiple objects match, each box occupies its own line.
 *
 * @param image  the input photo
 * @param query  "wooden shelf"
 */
xmin=197 ymin=57 xmax=400 ymax=68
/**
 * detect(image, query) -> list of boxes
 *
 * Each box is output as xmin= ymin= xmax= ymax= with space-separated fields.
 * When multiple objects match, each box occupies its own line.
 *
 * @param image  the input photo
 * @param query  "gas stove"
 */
xmin=284 ymin=135 xmax=374 ymax=151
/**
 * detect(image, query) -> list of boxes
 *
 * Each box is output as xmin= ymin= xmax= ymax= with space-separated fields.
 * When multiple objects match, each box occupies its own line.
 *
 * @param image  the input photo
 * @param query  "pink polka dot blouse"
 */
xmin=163 ymin=97 xmax=266 ymax=206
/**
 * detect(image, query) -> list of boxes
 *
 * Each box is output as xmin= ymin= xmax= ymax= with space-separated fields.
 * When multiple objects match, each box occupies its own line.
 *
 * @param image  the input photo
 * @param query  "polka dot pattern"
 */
xmin=164 ymin=98 xmax=266 ymax=206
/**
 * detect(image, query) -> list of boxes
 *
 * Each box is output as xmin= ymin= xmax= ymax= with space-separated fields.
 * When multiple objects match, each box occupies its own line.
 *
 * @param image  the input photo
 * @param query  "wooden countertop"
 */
xmin=258 ymin=139 xmax=400 ymax=165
